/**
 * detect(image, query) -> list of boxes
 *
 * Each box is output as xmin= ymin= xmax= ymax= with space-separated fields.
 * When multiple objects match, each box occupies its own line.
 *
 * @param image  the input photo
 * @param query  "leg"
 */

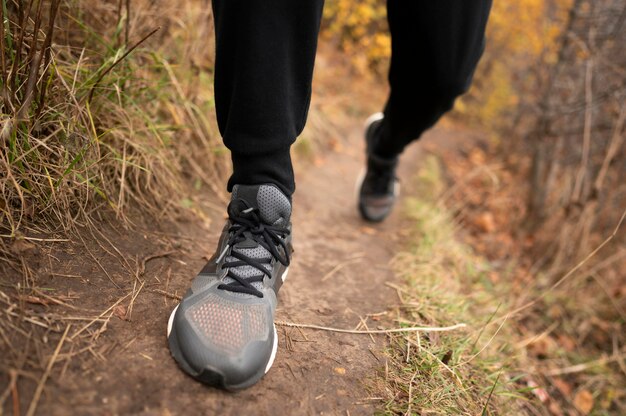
xmin=358 ymin=0 xmax=491 ymax=222
xmin=168 ymin=1 xmax=323 ymax=390
xmin=212 ymin=0 xmax=325 ymax=196
xmin=372 ymin=0 xmax=492 ymax=158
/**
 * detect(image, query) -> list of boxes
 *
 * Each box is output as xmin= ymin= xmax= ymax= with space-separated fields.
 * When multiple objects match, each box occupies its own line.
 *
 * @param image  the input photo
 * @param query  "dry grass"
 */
xmin=377 ymin=152 xmax=626 ymax=415
xmin=374 ymin=155 xmax=523 ymax=415
xmin=1 ymin=1 xmax=227 ymax=411
xmin=1 ymin=0 xmax=228 ymax=245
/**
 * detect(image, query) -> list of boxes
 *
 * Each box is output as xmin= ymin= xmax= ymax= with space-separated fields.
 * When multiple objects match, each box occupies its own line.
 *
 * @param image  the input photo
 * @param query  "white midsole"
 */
xmin=354 ymin=168 xmax=366 ymax=202
xmin=281 ymin=268 xmax=289 ymax=282
xmin=264 ymin=325 xmax=278 ymax=374
xmin=167 ymin=304 xmax=179 ymax=338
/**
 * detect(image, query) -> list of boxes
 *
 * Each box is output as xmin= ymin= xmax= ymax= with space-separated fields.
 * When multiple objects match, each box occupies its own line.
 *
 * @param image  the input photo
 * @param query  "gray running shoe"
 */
xmin=167 ymin=184 xmax=292 ymax=390
xmin=357 ymin=113 xmax=400 ymax=222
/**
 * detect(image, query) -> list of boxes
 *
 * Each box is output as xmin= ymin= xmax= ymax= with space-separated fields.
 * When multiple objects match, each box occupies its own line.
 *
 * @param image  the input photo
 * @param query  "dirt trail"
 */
xmin=15 ymin=120 xmax=428 ymax=416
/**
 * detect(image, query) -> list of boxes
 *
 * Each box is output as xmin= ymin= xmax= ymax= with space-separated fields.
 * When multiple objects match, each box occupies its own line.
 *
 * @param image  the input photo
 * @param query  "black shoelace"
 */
xmin=217 ymin=207 xmax=290 ymax=298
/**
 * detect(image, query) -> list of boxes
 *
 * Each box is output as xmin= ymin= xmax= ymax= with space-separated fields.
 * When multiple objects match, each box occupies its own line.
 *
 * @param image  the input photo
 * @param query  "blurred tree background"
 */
xmin=324 ymin=0 xmax=625 ymax=276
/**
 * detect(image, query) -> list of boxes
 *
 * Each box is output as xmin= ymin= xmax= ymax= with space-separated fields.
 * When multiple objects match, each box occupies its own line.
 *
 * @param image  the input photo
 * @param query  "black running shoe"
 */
xmin=357 ymin=113 xmax=400 ymax=222
xmin=167 ymin=184 xmax=292 ymax=390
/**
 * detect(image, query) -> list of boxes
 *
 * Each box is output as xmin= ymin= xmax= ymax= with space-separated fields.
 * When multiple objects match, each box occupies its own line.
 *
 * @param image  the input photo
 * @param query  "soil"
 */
xmin=1 ymin=116 xmax=443 ymax=415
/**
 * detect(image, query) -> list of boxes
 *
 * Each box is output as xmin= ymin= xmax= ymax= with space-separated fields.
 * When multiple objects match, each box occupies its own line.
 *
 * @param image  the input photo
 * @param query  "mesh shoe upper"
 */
xmin=168 ymin=184 xmax=292 ymax=389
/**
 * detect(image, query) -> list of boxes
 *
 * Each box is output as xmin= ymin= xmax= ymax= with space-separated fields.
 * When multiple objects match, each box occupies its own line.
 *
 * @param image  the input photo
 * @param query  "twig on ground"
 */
xmin=275 ymin=320 xmax=467 ymax=334
xmin=405 ymin=370 xmax=418 ymax=416
xmin=356 ymin=316 xmax=376 ymax=343
xmin=321 ymin=254 xmax=364 ymax=282
xmin=541 ymin=353 xmax=626 ymax=376
xmin=26 ymin=324 xmax=70 ymax=416
xmin=70 ymin=293 xmax=131 ymax=341
xmin=140 ymin=250 xmax=175 ymax=275
xmin=163 ymin=266 xmax=172 ymax=305
xmin=152 ymin=289 xmax=181 ymax=301
xmin=126 ymin=279 xmax=145 ymax=321
xmin=0 ymin=369 xmax=18 ymax=414
xmin=0 ymin=235 xmax=69 ymax=242
xmin=86 ymin=219 xmax=134 ymax=275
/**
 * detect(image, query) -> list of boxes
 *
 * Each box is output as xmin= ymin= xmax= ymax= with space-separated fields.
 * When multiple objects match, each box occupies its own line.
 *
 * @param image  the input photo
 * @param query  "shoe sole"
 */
xmin=166 ymin=268 xmax=287 ymax=390
xmin=355 ymin=170 xmax=400 ymax=222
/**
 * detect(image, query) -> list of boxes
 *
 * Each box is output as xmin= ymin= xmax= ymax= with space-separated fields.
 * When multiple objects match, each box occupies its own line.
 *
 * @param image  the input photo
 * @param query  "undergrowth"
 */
xmin=375 ymin=155 xmax=525 ymax=415
xmin=379 ymin=152 xmax=625 ymax=414
xmin=0 ymin=0 xmax=227 ymax=250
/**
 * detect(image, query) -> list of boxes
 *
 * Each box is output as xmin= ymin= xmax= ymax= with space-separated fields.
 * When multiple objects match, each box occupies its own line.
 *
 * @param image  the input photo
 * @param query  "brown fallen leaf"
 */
xmin=527 ymin=337 xmax=553 ymax=358
xmin=474 ymin=212 xmax=496 ymax=233
xmin=113 ymin=305 xmax=128 ymax=321
xmin=333 ymin=367 xmax=346 ymax=375
xmin=556 ymin=334 xmax=576 ymax=352
xmin=10 ymin=238 xmax=36 ymax=255
xmin=469 ymin=148 xmax=486 ymax=165
xmin=548 ymin=401 xmax=564 ymax=416
xmin=573 ymin=389 xmax=594 ymax=414
xmin=552 ymin=377 xmax=572 ymax=397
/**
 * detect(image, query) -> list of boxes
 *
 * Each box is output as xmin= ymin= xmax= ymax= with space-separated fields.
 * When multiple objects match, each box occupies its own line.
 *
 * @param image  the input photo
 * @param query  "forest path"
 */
xmin=15 ymin=118 xmax=434 ymax=416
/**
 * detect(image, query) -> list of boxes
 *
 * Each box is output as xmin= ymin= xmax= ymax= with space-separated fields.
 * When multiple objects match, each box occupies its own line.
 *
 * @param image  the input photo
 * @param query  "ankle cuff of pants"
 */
xmin=371 ymin=119 xmax=404 ymax=160
xmin=368 ymin=152 xmax=399 ymax=167
xmin=228 ymin=148 xmax=295 ymax=197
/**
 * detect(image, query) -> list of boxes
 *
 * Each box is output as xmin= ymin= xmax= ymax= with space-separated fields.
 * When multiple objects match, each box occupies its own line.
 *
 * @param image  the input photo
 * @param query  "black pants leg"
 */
xmin=372 ymin=0 xmax=492 ymax=159
xmin=212 ymin=0 xmax=324 ymax=197
xmin=212 ymin=0 xmax=491 ymax=196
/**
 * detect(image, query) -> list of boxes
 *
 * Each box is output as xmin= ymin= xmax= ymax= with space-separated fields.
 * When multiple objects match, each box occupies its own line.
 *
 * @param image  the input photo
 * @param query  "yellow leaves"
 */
xmin=573 ymin=389 xmax=594 ymax=414
xmin=461 ymin=0 xmax=573 ymax=129
xmin=488 ymin=0 xmax=564 ymax=56
xmin=322 ymin=0 xmax=574 ymax=128
xmin=323 ymin=0 xmax=391 ymax=75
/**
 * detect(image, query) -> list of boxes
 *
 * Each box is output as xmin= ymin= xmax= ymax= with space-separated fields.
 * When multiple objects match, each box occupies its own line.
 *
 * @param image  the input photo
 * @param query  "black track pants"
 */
xmin=211 ymin=0 xmax=492 ymax=196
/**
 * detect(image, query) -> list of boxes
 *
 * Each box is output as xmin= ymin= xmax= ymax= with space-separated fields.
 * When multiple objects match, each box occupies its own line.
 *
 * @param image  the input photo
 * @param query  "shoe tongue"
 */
xmin=222 ymin=184 xmax=291 ymax=297
xmin=229 ymin=184 xmax=291 ymax=225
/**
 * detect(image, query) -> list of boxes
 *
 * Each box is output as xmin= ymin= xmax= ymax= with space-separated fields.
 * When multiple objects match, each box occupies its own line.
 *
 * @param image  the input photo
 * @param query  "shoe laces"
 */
xmin=217 ymin=207 xmax=290 ymax=297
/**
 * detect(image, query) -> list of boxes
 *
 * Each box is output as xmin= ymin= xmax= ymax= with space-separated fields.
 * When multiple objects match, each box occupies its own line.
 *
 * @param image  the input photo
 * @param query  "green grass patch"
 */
xmin=376 ymin=155 xmax=525 ymax=415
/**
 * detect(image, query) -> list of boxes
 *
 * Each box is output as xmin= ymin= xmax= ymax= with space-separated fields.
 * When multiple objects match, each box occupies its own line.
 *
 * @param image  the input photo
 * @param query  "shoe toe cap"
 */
xmin=168 ymin=297 xmax=275 ymax=389
xmin=359 ymin=196 xmax=395 ymax=222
